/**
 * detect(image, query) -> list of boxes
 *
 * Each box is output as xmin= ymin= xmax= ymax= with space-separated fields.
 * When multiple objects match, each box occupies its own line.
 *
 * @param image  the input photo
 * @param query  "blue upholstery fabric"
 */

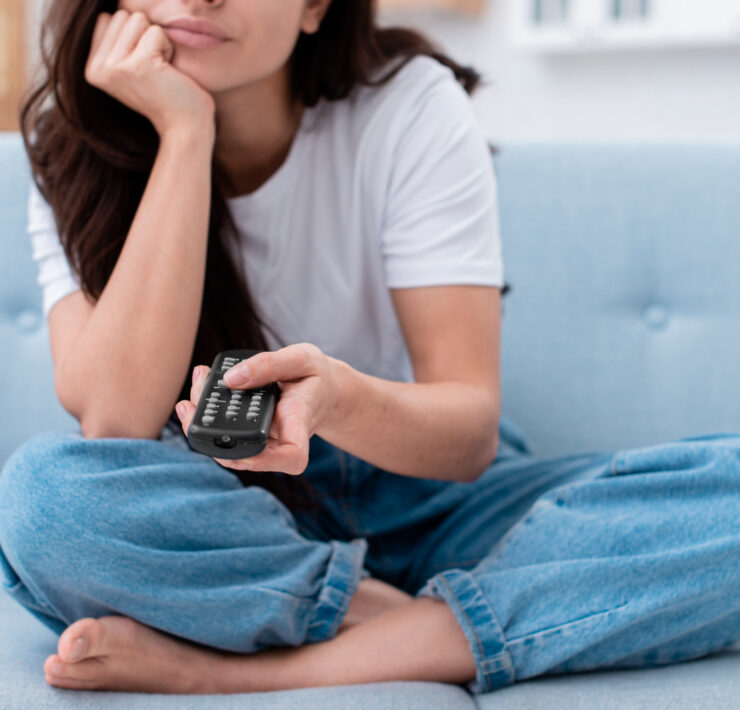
xmin=494 ymin=143 xmax=740 ymax=459
xmin=1 ymin=131 xmax=738 ymax=707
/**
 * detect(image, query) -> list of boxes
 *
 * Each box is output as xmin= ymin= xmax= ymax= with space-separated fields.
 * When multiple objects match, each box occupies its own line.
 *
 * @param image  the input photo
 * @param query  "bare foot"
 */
xmin=44 ymin=615 xmax=227 ymax=693
xmin=43 ymin=578 xmax=415 ymax=693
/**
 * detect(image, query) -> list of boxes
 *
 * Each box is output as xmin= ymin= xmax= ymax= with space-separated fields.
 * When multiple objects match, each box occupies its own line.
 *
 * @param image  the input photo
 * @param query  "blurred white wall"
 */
xmin=24 ymin=0 xmax=740 ymax=143
xmin=380 ymin=1 xmax=740 ymax=143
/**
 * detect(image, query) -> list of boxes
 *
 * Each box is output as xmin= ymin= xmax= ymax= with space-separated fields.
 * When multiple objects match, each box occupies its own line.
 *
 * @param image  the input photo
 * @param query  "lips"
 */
xmin=162 ymin=17 xmax=231 ymax=40
xmin=163 ymin=27 xmax=229 ymax=49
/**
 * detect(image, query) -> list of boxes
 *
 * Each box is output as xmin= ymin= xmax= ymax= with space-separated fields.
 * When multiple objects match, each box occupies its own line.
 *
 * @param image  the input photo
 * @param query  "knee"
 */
xmin=0 ymin=431 xmax=88 ymax=579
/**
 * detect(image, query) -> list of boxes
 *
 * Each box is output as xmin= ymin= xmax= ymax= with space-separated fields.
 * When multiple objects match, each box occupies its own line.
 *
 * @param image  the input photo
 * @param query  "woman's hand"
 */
xmin=175 ymin=344 xmax=342 ymax=475
xmin=85 ymin=9 xmax=216 ymax=138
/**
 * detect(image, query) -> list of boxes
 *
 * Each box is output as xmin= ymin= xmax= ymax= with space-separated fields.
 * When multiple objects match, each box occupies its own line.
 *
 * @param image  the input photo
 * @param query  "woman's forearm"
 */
xmin=316 ymin=358 xmax=499 ymax=483
xmin=57 ymin=125 xmax=215 ymax=439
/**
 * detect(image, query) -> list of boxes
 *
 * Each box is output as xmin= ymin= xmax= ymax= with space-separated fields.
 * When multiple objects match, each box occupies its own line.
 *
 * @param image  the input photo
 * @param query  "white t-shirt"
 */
xmin=28 ymin=54 xmax=505 ymax=390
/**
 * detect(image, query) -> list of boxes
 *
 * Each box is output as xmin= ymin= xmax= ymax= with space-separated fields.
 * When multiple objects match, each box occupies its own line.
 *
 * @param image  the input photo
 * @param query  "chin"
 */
xmin=171 ymin=59 xmax=224 ymax=90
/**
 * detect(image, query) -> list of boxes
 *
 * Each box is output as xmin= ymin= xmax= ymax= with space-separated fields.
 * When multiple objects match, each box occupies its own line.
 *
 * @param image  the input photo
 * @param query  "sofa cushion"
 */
xmin=0 ymin=592 xmax=478 ymax=709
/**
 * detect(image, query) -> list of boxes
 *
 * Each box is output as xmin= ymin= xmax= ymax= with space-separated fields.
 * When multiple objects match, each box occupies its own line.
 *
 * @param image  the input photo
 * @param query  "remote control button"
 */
xmin=247 ymin=414 xmax=258 ymax=421
xmin=231 ymin=393 xmax=243 ymax=400
xmin=202 ymin=415 xmax=215 ymax=425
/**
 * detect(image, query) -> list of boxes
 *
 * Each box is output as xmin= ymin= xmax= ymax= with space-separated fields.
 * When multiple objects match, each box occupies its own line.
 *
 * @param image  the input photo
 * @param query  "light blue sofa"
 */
xmin=1 ymin=131 xmax=739 ymax=708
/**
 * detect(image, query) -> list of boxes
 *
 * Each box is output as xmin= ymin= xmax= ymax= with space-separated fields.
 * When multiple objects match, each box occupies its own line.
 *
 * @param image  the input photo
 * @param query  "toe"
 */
xmin=43 ymin=654 xmax=63 ymax=677
xmin=58 ymin=617 xmax=101 ymax=662
xmin=46 ymin=675 xmax=98 ymax=689
xmin=45 ymin=652 xmax=104 ymax=684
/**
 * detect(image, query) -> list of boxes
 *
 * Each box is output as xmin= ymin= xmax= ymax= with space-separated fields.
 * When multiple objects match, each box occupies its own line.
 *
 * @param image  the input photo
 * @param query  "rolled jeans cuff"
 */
xmin=415 ymin=568 xmax=515 ymax=695
xmin=305 ymin=537 xmax=369 ymax=644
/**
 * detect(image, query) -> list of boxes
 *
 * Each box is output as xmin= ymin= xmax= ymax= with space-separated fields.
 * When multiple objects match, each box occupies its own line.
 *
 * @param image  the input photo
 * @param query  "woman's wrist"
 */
xmin=315 ymin=355 xmax=357 ymax=438
xmin=159 ymin=120 xmax=216 ymax=153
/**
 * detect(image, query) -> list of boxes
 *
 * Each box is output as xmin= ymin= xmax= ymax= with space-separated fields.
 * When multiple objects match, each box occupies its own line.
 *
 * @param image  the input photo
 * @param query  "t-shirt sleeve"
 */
xmin=27 ymin=179 xmax=82 ymax=319
xmin=380 ymin=64 xmax=505 ymax=289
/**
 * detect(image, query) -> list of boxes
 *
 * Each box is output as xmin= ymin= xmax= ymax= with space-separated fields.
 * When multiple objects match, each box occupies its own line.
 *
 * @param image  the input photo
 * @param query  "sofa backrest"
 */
xmin=1 ymin=133 xmax=78 ymax=467
xmin=2 ymin=132 xmax=739 ymax=465
xmin=494 ymin=143 xmax=740 ymax=457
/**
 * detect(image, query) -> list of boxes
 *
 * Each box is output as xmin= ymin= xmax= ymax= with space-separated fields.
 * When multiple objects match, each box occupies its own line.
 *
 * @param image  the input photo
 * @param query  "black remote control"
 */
xmin=186 ymin=349 xmax=280 ymax=459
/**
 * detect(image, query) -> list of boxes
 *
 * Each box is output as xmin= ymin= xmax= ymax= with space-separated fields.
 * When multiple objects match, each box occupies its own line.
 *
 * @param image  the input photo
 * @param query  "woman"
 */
xmin=1 ymin=0 xmax=738 ymax=697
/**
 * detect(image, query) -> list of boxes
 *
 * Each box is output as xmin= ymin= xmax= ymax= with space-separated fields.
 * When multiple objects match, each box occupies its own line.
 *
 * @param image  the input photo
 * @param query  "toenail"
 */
xmin=49 ymin=662 xmax=64 ymax=675
xmin=69 ymin=637 xmax=87 ymax=661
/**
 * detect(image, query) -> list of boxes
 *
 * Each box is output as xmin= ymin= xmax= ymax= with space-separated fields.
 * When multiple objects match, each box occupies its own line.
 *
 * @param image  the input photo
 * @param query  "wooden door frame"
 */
xmin=0 ymin=0 xmax=27 ymax=132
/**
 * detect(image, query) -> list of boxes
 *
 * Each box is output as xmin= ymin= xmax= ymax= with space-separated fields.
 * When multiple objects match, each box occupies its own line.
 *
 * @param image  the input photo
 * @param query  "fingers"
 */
xmin=89 ymin=12 xmax=113 ymax=60
xmin=175 ymin=399 xmax=196 ymax=436
xmin=175 ymin=366 xmax=210 ymax=437
xmin=136 ymin=21 xmax=175 ymax=64
xmin=94 ymin=10 xmax=131 ymax=63
xmin=224 ymin=343 xmax=321 ymax=389
xmin=107 ymin=10 xmax=151 ymax=63
xmin=216 ymin=395 xmax=311 ymax=476
xmin=190 ymin=365 xmax=210 ymax=405
xmin=175 ymin=365 xmax=311 ymax=476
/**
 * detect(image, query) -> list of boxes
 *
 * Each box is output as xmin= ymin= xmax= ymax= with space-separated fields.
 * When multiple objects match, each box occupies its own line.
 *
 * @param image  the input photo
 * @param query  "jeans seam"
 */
xmin=305 ymin=537 xmax=368 ymax=643
xmin=507 ymin=600 xmax=631 ymax=644
xmin=430 ymin=570 xmax=515 ymax=694
xmin=436 ymin=574 xmax=492 ymax=691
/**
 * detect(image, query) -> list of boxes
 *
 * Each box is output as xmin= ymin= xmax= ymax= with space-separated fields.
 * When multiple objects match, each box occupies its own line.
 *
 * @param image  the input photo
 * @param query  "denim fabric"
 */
xmin=0 ymin=418 xmax=738 ymax=696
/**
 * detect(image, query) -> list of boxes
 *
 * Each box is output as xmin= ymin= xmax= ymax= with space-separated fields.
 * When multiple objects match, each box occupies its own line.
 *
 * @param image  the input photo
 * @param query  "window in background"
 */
xmin=514 ymin=0 xmax=740 ymax=51
xmin=611 ymin=0 xmax=650 ymax=21
xmin=533 ymin=0 xmax=570 ymax=26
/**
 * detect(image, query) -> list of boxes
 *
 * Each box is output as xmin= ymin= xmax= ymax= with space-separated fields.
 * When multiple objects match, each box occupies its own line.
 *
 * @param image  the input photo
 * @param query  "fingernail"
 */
xmin=192 ymin=366 xmax=200 ymax=385
xmin=69 ymin=637 xmax=86 ymax=661
xmin=176 ymin=402 xmax=187 ymax=420
xmin=225 ymin=364 xmax=249 ymax=386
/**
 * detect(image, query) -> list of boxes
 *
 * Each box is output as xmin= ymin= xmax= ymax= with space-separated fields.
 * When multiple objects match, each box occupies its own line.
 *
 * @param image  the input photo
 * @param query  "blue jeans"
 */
xmin=0 ymin=416 xmax=738 ymax=695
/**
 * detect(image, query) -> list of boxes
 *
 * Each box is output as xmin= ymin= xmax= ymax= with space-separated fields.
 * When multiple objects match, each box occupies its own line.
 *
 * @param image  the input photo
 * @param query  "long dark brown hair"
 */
xmin=20 ymin=0 xmax=510 ymax=518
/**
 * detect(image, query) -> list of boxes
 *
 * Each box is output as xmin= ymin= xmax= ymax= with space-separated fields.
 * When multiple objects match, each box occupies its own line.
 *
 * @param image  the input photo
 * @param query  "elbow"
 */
xmin=465 ymin=406 xmax=500 ymax=483
xmin=466 ymin=436 xmax=499 ymax=483
xmin=55 ymin=362 xmax=166 ymax=440
xmin=80 ymin=408 xmax=164 ymax=441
